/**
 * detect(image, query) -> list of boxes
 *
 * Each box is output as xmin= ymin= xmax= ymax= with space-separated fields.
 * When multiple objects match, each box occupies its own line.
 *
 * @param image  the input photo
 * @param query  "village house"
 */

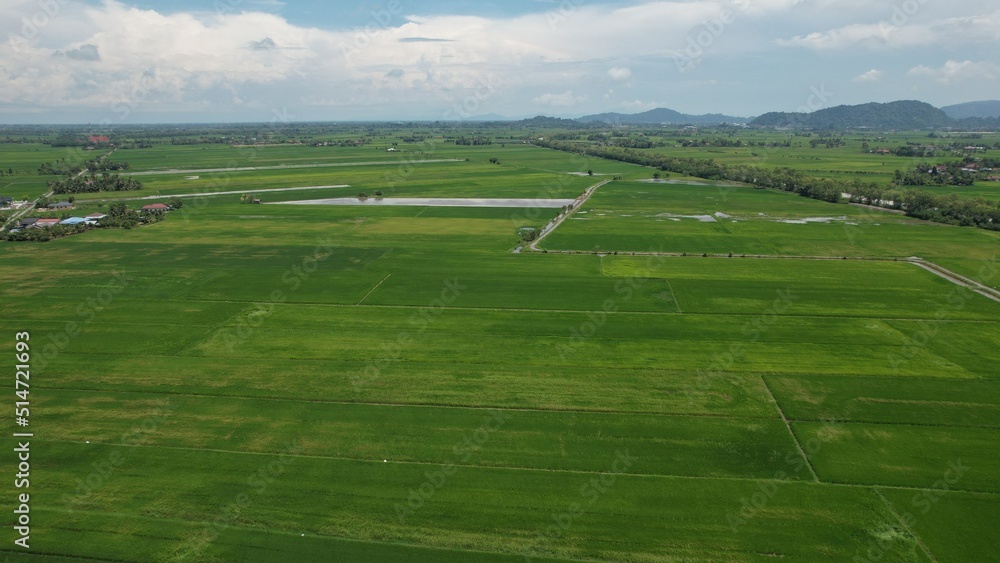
xmin=141 ymin=203 xmax=170 ymax=211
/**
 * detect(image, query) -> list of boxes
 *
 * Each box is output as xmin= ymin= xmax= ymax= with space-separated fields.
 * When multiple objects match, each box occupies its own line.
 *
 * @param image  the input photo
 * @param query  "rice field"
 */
xmin=1 ymin=134 xmax=997 ymax=561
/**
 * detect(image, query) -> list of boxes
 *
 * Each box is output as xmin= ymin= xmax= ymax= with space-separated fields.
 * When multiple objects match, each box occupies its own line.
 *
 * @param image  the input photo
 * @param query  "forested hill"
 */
xmin=751 ymin=100 xmax=955 ymax=130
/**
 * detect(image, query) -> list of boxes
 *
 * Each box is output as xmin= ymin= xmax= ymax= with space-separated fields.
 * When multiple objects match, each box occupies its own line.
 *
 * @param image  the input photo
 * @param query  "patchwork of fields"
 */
xmin=2 ymin=139 xmax=998 ymax=561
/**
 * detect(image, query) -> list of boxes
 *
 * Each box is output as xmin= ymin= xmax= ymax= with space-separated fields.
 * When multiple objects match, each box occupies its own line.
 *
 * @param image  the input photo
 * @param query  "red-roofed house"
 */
xmin=88 ymin=135 xmax=110 ymax=144
xmin=141 ymin=203 xmax=170 ymax=211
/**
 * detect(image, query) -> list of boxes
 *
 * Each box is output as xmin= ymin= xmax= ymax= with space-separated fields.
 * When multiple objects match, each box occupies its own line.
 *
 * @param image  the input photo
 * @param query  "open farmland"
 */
xmin=1 ymin=131 xmax=998 ymax=561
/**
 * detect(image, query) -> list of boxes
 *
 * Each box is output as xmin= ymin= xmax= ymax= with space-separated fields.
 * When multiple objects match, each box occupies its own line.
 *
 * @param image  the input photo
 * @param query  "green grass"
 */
xmin=1 ymin=135 xmax=997 ymax=561
xmin=37 ymin=390 xmax=799 ymax=480
xmin=546 ymin=181 xmax=1000 ymax=289
xmin=766 ymin=375 xmax=1000 ymax=427
xmin=794 ymin=422 xmax=999 ymax=492
xmin=26 ymin=442 xmax=924 ymax=562
xmin=879 ymin=489 xmax=1000 ymax=562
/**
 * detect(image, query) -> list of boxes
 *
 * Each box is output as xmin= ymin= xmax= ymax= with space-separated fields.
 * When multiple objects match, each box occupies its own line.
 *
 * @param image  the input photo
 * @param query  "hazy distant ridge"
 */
xmin=577 ymin=107 xmax=751 ymax=125
xmin=940 ymin=100 xmax=1000 ymax=119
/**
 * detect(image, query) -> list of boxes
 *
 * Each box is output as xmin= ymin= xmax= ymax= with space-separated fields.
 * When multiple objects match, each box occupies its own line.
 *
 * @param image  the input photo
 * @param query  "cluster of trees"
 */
xmin=49 ymin=173 xmax=142 ymax=194
xmin=678 ymin=137 xmax=746 ymax=148
xmin=2 ymin=223 xmax=92 ymax=242
xmin=809 ymin=137 xmax=844 ymax=148
xmin=535 ymin=139 xmax=999 ymax=230
xmin=101 ymin=202 xmax=163 ymax=229
xmin=518 ymin=227 xmax=540 ymax=243
xmin=611 ymin=137 xmax=657 ymax=149
xmin=85 ymin=159 xmax=130 ymax=172
xmin=454 ymin=136 xmax=493 ymax=145
xmin=886 ymin=146 xmax=938 ymax=158
xmin=38 ymin=160 xmax=81 ymax=176
xmin=39 ymin=157 xmax=130 ymax=176
xmin=894 ymin=164 xmax=974 ymax=187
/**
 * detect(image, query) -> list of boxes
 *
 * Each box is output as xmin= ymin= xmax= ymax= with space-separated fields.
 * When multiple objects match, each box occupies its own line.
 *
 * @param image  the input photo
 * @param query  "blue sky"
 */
xmin=2 ymin=0 xmax=998 ymax=123
xmin=123 ymin=0 xmax=615 ymax=29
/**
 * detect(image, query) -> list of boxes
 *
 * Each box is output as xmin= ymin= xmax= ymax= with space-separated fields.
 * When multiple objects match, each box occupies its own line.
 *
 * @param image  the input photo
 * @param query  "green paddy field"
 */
xmin=1 ymin=133 xmax=998 ymax=561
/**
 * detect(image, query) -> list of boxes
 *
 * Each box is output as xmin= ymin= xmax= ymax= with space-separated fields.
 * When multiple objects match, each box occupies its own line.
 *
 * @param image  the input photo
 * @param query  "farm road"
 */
xmin=529 ymin=179 xmax=611 ymax=251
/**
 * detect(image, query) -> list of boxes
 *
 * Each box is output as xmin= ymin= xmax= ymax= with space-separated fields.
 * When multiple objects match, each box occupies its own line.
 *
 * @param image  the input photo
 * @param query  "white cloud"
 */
xmin=608 ymin=67 xmax=632 ymax=81
xmin=907 ymin=60 xmax=1000 ymax=83
xmin=0 ymin=0 xmax=998 ymax=120
xmin=778 ymin=9 xmax=1000 ymax=50
xmin=533 ymin=91 xmax=587 ymax=107
xmin=853 ymin=69 xmax=883 ymax=82
xmin=620 ymin=100 xmax=659 ymax=112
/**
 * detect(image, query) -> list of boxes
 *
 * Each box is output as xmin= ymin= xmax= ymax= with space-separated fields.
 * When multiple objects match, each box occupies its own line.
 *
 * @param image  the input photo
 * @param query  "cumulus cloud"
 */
xmin=778 ymin=9 xmax=1000 ymax=50
xmin=608 ymin=67 xmax=632 ymax=81
xmin=853 ymin=69 xmax=883 ymax=82
xmin=54 ymin=44 xmax=101 ymax=61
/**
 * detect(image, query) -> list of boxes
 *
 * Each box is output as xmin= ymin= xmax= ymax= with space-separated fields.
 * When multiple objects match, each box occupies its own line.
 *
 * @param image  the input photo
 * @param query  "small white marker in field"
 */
xmin=86 ymin=441 xmax=90 ymax=444
xmin=383 ymin=459 xmax=387 ymax=463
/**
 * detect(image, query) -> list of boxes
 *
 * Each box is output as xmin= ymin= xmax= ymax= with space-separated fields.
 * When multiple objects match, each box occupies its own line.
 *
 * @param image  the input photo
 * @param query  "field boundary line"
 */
xmin=19 ymin=298 xmax=1000 ymax=321
xmin=125 ymin=158 xmax=465 ymax=176
xmin=357 ymin=274 xmax=392 ymax=305
xmin=761 ymin=376 xmax=819 ymax=482
xmin=529 ymin=179 xmax=611 ymax=251
xmin=874 ymin=488 xmax=939 ymax=563
xmin=44 ymin=438 xmax=996 ymax=495
xmin=28 ymin=507 xmax=598 ymax=563
xmin=45 ymin=385 xmax=783 ymax=419
xmin=57 ymin=439 xmax=819 ymax=482
xmin=663 ymin=279 xmax=683 ymax=313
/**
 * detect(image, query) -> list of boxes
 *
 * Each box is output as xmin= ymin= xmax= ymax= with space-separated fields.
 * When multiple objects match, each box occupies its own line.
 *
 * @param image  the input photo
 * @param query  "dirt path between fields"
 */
xmin=908 ymin=258 xmax=1000 ymax=303
xmin=529 ymin=179 xmax=611 ymax=251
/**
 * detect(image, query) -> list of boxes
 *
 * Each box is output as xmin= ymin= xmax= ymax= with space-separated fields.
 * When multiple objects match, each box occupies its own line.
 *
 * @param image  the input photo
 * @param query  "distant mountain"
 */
xmin=941 ymin=100 xmax=1000 ymax=119
xmin=751 ymin=100 xmax=953 ymax=130
xmin=517 ymin=115 xmax=591 ymax=128
xmin=578 ymin=107 xmax=751 ymax=125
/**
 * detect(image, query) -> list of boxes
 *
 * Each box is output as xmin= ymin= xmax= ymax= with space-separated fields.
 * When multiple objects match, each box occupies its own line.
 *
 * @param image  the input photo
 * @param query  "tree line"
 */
xmin=534 ymin=139 xmax=1000 ymax=231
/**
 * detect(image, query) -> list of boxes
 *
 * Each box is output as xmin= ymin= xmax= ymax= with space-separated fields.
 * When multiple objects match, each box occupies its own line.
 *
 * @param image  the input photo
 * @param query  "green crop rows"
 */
xmin=1 ymin=129 xmax=997 ymax=561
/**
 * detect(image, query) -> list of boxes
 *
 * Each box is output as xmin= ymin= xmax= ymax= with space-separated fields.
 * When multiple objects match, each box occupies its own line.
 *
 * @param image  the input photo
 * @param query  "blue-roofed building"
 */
xmin=60 ymin=217 xmax=88 ymax=225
